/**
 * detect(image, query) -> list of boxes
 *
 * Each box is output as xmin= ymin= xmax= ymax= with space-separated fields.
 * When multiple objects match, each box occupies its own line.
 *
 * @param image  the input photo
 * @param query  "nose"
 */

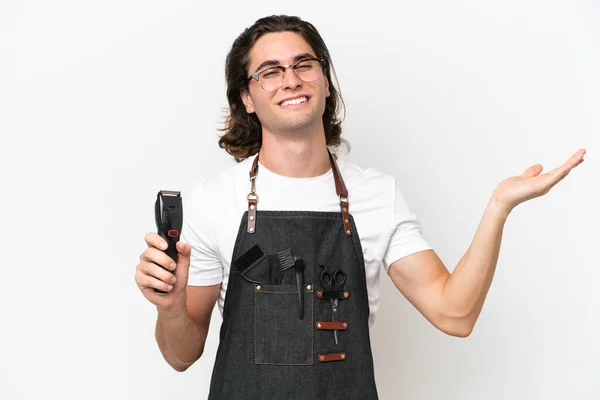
xmin=281 ymin=66 xmax=302 ymax=90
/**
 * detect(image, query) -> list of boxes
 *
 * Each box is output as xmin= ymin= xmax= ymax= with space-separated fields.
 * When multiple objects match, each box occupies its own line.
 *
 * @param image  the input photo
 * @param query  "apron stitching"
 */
xmin=258 ymin=290 xmax=306 ymax=294
xmin=254 ymin=287 xmax=257 ymax=363
xmin=256 ymin=362 xmax=313 ymax=366
xmin=260 ymin=215 xmax=340 ymax=220
xmin=311 ymin=287 xmax=314 ymax=365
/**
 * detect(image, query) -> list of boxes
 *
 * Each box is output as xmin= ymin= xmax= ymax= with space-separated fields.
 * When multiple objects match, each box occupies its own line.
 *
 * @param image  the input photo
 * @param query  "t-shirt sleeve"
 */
xmin=179 ymin=182 xmax=224 ymax=286
xmin=382 ymin=181 xmax=432 ymax=272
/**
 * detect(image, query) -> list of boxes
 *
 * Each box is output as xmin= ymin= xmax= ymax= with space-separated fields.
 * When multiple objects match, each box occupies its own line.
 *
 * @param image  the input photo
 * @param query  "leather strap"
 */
xmin=246 ymin=156 xmax=260 ymax=233
xmin=318 ymin=352 xmax=347 ymax=363
xmin=316 ymin=289 xmax=350 ymax=300
xmin=247 ymin=150 xmax=352 ymax=236
xmin=316 ymin=321 xmax=348 ymax=330
xmin=327 ymin=150 xmax=352 ymax=237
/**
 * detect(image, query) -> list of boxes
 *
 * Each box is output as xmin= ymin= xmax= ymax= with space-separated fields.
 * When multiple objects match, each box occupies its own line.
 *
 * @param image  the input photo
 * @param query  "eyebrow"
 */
xmin=253 ymin=53 xmax=316 ymax=73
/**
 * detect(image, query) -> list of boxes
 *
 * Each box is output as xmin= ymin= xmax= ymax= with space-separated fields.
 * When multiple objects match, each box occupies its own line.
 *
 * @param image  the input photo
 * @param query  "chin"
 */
xmin=282 ymin=114 xmax=320 ymax=131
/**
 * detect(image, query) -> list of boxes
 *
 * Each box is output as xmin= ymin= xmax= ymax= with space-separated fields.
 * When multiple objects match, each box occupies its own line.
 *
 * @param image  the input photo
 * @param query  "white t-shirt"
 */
xmin=180 ymin=153 xmax=432 ymax=328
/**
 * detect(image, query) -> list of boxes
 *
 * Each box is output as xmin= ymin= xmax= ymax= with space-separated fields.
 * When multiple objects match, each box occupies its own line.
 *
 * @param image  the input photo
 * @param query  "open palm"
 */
xmin=493 ymin=149 xmax=586 ymax=212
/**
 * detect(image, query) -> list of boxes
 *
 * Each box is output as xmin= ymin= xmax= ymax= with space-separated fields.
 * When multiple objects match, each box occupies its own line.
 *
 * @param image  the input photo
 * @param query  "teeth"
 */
xmin=281 ymin=96 xmax=308 ymax=106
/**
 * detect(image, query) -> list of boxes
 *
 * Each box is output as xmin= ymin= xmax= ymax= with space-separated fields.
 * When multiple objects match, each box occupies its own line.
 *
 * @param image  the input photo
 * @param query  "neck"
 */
xmin=258 ymin=127 xmax=332 ymax=178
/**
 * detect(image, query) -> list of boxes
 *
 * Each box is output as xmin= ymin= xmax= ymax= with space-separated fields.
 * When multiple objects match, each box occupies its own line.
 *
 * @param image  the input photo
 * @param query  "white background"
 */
xmin=1 ymin=0 xmax=599 ymax=399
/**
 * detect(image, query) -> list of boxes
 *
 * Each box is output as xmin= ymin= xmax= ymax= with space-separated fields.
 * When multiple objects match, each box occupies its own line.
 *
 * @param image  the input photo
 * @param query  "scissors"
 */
xmin=319 ymin=265 xmax=346 ymax=345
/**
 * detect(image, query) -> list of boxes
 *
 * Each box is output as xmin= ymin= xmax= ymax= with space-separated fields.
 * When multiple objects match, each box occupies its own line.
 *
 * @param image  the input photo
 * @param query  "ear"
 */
xmin=240 ymin=89 xmax=255 ymax=113
xmin=324 ymin=75 xmax=331 ymax=98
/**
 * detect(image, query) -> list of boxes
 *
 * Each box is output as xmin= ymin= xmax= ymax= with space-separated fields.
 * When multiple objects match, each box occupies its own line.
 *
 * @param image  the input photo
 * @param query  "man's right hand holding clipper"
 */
xmin=136 ymin=232 xmax=191 ymax=309
xmin=135 ymin=232 xmax=220 ymax=371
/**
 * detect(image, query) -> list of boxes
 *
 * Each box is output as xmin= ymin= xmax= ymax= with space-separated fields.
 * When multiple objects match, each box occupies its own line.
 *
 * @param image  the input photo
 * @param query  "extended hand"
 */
xmin=492 ymin=149 xmax=586 ymax=214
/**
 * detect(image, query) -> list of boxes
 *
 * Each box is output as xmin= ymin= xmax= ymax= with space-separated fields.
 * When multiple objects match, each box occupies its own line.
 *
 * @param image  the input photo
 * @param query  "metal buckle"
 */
xmin=247 ymin=192 xmax=259 ymax=202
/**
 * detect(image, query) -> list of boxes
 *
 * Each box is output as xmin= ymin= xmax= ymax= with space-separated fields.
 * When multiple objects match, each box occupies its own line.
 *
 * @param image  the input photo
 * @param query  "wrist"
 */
xmin=157 ymin=294 xmax=188 ymax=320
xmin=486 ymin=196 xmax=511 ymax=221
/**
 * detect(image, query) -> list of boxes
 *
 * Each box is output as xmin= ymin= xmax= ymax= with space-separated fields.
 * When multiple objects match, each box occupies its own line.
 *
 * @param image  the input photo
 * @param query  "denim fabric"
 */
xmin=255 ymin=283 xmax=314 ymax=365
xmin=207 ymin=210 xmax=379 ymax=400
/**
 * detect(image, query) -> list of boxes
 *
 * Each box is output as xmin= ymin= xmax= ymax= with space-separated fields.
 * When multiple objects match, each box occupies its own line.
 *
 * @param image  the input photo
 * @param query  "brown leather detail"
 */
xmin=247 ymin=198 xmax=257 ymax=234
xmin=246 ymin=154 xmax=260 ymax=234
xmin=327 ymin=150 xmax=352 ymax=237
xmin=250 ymin=150 xmax=352 ymax=236
xmin=316 ymin=289 xmax=350 ymax=299
xmin=340 ymin=199 xmax=351 ymax=236
xmin=318 ymin=352 xmax=347 ymax=363
xmin=316 ymin=321 xmax=348 ymax=330
xmin=327 ymin=150 xmax=348 ymax=198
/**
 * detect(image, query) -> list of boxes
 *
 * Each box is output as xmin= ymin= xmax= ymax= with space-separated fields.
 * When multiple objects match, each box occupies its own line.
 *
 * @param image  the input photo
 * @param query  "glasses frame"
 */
xmin=245 ymin=57 xmax=325 ymax=91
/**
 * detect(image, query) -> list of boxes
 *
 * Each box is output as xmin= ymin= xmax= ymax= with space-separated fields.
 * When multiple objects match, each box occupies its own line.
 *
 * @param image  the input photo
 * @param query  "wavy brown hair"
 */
xmin=218 ymin=15 xmax=349 ymax=162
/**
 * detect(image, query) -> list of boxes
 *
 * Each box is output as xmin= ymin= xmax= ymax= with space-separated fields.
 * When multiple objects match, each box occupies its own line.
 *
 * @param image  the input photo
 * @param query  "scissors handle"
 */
xmin=320 ymin=266 xmax=346 ymax=291
xmin=332 ymin=269 xmax=346 ymax=288
xmin=320 ymin=267 xmax=332 ymax=289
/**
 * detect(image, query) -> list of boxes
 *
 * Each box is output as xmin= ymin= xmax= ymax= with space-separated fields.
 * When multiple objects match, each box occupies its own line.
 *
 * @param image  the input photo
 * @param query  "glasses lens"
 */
xmin=257 ymin=59 xmax=323 ymax=91
xmin=294 ymin=59 xmax=322 ymax=83
xmin=258 ymin=67 xmax=284 ymax=91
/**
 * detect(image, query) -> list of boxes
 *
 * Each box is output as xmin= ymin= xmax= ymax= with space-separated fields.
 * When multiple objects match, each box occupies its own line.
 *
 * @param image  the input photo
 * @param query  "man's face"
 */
xmin=241 ymin=31 xmax=330 ymax=134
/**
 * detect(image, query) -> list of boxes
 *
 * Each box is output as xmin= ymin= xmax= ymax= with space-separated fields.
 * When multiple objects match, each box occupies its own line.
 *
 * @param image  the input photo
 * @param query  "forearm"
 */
xmin=441 ymin=197 xmax=510 ymax=329
xmin=155 ymin=297 xmax=205 ymax=372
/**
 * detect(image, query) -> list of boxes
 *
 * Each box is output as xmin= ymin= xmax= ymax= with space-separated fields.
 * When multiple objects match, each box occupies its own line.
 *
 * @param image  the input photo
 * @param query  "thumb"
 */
xmin=521 ymin=164 xmax=543 ymax=178
xmin=175 ymin=241 xmax=192 ymax=268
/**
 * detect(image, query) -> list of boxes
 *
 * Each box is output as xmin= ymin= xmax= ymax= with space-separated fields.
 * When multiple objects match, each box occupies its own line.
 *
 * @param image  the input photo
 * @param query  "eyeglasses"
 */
xmin=246 ymin=57 xmax=325 ymax=91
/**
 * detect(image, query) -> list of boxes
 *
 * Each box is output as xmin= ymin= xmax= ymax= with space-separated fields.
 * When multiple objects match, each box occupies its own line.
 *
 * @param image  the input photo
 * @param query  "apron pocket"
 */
xmin=254 ymin=283 xmax=314 ymax=366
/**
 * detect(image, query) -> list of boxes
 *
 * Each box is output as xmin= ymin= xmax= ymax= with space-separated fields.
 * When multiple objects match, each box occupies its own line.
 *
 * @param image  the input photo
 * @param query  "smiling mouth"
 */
xmin=280 ymin=96 xmax=309 ymax=107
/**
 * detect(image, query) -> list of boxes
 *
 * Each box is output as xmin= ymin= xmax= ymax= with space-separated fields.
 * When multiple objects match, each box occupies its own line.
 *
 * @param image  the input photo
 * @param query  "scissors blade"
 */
xmin=331 ymin=299 xmax=339 ymax=345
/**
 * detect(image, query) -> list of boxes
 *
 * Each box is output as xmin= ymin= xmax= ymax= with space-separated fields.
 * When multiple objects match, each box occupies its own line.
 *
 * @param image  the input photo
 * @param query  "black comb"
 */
xmin=233 ymin=244 xmax=264 ymax=271
xmin=235 ymin=245 xmax=271 ymax=285
xmin=276 ymin=248 xmax=295 ymax=271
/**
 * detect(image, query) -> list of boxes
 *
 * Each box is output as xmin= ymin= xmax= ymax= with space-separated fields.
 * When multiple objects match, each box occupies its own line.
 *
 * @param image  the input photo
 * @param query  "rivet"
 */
xmin=343 ymin=207 xmax=347 ymax=212
xmin=250 ymin=205 xmax=255 ymax=210
xmin=249 ymin=227 xmax=254 ymax=232
xmin=344 ymin=218 xmax=349 ymax=223
xmin=340 ymin=354 xmax=346 ymax=360
xmin=317 ymin=323 xmax=322 ymax=328
xmin=346 ymin=230 xmax=351 ymax=235
xmin=256 ymin=285 xmax=261 ymax=291
xmin=344 ymin=292 xmax=349 ymax=299
xmin=306 ymin=284 xmax=312 ymax=290
xmin=249 ymin=216 xmax=254 ymax=220
xmin=319 ymin=355 xmax=325 ymax=361
xmin=343 ymin=323 xmax=348 ymax=328
xmin=316 ymin=291 xmax=322 ymax=298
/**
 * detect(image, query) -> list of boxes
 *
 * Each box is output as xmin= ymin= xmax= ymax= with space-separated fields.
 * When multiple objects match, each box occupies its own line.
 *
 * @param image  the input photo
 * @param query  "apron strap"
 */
xmin=327 ymin=150 xmax=352 ymax=236
xmin=247 ymin=149 xmax=352 ymax=236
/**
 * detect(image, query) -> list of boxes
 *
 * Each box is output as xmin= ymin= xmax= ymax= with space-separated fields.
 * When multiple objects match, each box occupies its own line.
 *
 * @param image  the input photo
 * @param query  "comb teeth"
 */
xmin=277 ymin=248 xmax=295 ymax=271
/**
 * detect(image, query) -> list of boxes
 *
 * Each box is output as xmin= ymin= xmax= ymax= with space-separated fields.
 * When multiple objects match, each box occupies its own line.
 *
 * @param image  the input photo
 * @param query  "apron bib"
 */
xmin=207 ymin=151 xmax=379 ymax=399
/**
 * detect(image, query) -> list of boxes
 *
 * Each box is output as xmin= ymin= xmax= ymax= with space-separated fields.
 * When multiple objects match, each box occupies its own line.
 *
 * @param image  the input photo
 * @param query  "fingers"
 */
xmin=135 ymin=268 xmax=174 ymax=293
xmin=136 ymin=244 xmax=178 ymax=290
xmin=561 ymin=148 xmax=586 ymax=170
xmin=140 ymin=246 xmax=177 ymax=271
xmin=546 ymin=149 xmax=586 ymax=180
xmin=137 ymin=234 xmax=192 ymax=296
xmin=145 ymin=232 xmax=169 ymax=251
xmin=145 ymin=252 xmax=177 ymax=280
xmin=532 ymin=149 xmax=586 ymax=192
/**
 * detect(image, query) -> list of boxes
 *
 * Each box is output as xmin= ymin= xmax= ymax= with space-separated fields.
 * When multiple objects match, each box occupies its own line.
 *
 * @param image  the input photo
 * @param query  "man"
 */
xmin=134 ymin=15 xmax=586 ymax=399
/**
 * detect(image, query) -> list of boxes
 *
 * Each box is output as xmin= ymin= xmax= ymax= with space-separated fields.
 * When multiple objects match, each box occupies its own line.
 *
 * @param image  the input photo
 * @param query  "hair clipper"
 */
xmin=154 ymin=190 xmax=183 ymax=295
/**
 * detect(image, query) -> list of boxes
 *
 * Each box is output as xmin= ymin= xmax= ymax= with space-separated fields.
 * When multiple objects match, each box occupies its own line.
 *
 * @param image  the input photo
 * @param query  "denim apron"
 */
xmin=207 ymin=151 xmax=379 ymax=399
